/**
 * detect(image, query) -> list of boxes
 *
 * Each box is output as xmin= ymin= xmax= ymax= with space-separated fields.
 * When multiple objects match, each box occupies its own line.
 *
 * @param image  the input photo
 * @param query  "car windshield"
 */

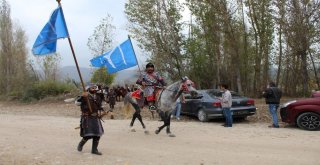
xmin=207 ymin=90 xmax=242 ymax=98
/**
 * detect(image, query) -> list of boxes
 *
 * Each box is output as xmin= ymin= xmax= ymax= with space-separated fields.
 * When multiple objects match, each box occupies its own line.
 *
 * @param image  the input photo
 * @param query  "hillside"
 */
xmin=59 ymin=66 xmax=140 ymax=85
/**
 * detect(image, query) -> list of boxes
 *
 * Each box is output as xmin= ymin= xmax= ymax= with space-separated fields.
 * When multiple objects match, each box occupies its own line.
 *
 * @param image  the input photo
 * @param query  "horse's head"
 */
xmin=156 ymin=76 xmax=198 ymax=112
xmin=176 ymin=76 xmax=198 ymax=99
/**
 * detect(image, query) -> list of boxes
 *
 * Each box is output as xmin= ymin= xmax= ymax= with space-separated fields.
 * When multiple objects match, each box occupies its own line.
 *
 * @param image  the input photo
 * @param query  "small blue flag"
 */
xmin=90 ymin=39 xmax=138 ymax=74
xmin=32 ymin=6 xmax=69 ymax=55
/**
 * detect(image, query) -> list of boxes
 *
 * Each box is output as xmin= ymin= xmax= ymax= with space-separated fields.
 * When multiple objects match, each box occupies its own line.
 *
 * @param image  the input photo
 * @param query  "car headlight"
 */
xmin=282 ymin=100 xmax=297 ymax=108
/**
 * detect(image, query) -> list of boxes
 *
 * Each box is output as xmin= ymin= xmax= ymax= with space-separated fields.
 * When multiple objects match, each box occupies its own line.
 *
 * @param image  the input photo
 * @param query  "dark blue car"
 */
xmin=181 ymin=89 xmax=257 ymax=122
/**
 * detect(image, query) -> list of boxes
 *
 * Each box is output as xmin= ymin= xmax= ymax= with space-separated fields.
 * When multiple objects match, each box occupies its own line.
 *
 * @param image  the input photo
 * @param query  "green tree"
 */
xmin=36 ymin=53 xmax=61 ymax=81
xmin=91 ymin=67 xmax=114 ymax=85
xmin=125 ymin=0 xmax=184 ymax=80
xmin=87 ymin=14 xmax=115 ymax=85
xmin=87 ymin=14 xmax=115 ymax=56
xmin=246 ymin=0 xmax=274 ymax=94
xmin=123 ymin=0 xmax=320 ymax=97
xmin=0 ymin=0 xmax=30 ymax=97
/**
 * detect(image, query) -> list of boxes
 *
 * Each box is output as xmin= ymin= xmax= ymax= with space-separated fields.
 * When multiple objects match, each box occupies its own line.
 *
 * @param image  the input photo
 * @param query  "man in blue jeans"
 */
xmin=171 ymin=95 xmax=185 ymax=120
xmin=220 ymin=84 xmax=233 ymax=127
xmin=263 ymin=81 xmax=282 ymax=128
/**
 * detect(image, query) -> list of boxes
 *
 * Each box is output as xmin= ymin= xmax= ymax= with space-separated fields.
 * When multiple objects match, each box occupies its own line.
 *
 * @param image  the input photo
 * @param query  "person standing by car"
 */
xmin=220 ymin=84 xmax=233 ymax=127
xmin=262 ymin=81 xmax=282 ymax=128
xmin=171 ymin=95 xmax=185 ymax=120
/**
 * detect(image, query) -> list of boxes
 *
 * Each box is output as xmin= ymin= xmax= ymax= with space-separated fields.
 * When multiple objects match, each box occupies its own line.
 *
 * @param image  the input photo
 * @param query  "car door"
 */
xmin=181 ymin=94 xmax=203 ymax=115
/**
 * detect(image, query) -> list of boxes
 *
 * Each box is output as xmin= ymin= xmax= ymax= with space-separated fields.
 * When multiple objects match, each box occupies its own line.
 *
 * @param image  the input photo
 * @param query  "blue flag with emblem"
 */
xmin=32 ymin=6 xmax=69 ymax=55
xmin=90 ymin=39 xmax=138 ymax=74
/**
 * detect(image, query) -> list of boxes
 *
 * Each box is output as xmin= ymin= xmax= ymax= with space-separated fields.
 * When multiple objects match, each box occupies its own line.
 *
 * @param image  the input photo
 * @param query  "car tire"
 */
xmin=198 ymin=109 xmax=208 ymax=122
xmin=296 ymin=112 xmax=320 ymax=131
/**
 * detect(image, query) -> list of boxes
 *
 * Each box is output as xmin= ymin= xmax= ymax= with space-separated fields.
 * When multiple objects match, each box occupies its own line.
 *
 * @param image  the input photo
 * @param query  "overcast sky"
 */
xmin=8 ymin=0 xmax=148 ymax=68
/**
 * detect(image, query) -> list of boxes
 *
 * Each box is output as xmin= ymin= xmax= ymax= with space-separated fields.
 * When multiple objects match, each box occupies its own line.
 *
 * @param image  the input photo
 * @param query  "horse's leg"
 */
xmin=166 ymin=112 xmax=175 ymax=137
xmin=131 ymin=103 xmax=149 ymax=134
xmin=155 ymin=110 xmax=168 ymax=134
xmin=136 ymin=112 xmax=145 ymax=129
xmin=155 ymin=123 xmax=166 ymax=134
xmin=136 ymin=112 xmax=149 ymax=134
xmin=130 ymin=112 xmax=137 ymax=132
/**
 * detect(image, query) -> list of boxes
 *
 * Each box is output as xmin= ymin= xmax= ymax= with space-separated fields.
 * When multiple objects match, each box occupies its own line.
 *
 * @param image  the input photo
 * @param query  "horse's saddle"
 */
xmin=131 ymin=89 xmax=162 ymax=110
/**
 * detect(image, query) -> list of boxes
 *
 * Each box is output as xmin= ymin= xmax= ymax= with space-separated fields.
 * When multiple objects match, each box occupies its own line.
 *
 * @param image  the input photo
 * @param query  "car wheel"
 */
xmin=296 ymin=112 xmax=320 ymax=131
xmin=198 ymin=109 xmax=208 ymax=122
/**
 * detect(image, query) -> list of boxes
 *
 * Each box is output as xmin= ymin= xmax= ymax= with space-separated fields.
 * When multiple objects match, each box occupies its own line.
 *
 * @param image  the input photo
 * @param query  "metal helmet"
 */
xmin=85 ymin=83 xmax=97 ymax=91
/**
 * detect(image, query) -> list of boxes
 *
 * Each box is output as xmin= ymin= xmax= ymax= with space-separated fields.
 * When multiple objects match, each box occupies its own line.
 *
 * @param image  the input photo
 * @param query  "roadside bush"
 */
xmin=22 ymin=80 xmax=77 ymax=102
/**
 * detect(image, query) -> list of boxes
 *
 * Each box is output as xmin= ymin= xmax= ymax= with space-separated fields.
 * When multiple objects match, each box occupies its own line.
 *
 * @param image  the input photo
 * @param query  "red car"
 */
xmin=280 ymin=97 xmax=320 ymax=131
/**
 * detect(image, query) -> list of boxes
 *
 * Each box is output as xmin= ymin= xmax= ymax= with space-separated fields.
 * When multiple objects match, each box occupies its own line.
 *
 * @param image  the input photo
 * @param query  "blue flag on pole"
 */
xmin=90 ymin=39 xmax=138 ymax=74
xmin=32 ymin=6 xmax=69 ymax=55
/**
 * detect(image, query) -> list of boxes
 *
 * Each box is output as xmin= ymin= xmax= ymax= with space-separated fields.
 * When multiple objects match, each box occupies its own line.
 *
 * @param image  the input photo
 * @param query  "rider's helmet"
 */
xmin=85 ymin=83 xmax=98 ymax=91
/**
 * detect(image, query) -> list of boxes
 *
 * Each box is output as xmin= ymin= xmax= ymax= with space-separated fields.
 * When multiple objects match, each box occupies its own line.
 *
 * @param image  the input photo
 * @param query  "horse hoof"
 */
xmin=168 ymin=133 xmax=176 ymax=137
xmin=155 ymin=130 xmax=160 ymax=134
xmin=144 ymin=130 xmax=149 ymax=134
xmin=131 ymin=128 xmax=136 ymax=132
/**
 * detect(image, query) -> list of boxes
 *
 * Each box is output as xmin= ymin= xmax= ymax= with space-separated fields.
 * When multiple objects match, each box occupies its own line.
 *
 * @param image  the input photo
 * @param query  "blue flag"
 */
xmin=90 ymin=39 xmax=138 ymax=74
xmin=32 ymin=6 xmax=69 ymax=55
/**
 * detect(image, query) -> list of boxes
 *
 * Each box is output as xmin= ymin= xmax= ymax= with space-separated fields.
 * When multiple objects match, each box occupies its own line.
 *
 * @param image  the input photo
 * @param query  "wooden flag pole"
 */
xmin=128 ymin=35 xmax=142 ymax=76
xmin=56 ymin=0 xmax=92 ymax=113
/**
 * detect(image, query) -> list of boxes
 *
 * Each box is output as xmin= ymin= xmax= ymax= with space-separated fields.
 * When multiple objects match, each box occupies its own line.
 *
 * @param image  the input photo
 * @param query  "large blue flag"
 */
xmin=90 ymin=39 xmax=138 ymax=74
xmin=32 ymin=6 xmax=69 ymax=55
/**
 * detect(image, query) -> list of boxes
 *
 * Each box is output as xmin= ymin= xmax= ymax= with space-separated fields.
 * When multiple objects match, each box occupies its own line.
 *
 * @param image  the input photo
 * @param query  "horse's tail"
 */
xmin=123 ymin=93 xmax=132 ymax=118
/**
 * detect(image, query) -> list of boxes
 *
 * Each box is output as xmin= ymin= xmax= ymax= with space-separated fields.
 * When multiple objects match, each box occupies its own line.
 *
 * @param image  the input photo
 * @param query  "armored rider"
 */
xmin=136 ymin=62 xmax=166 ymax=110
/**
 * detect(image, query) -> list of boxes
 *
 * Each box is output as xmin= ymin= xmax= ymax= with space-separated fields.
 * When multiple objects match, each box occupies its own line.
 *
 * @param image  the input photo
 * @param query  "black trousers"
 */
xmin=83 ymin=136 xmax=100 ymax=141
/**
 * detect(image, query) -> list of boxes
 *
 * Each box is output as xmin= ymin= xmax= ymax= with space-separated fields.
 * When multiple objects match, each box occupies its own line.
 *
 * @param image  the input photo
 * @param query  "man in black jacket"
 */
xmin=262 ymin=82 xmax=282 ymax=128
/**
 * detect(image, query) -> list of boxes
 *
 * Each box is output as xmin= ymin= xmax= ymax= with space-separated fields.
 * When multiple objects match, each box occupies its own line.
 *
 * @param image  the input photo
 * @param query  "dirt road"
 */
xmin=0 ymin=102 xmax=319 ymax=165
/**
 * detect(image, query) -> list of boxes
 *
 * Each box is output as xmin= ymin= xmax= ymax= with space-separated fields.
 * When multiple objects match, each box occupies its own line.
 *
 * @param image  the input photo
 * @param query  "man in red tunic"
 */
xmin=136 ymin=63 xmax=166 ymax=110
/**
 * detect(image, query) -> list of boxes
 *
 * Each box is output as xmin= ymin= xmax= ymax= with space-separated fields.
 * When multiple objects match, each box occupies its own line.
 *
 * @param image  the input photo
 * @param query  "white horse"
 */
xmin=124 ymin=77 xmax=197 ymax=137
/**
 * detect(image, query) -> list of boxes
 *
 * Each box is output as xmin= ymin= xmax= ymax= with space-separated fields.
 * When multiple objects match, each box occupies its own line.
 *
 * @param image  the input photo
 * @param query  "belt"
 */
xmin=82 ymin=112 xmax=98 ymax=117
